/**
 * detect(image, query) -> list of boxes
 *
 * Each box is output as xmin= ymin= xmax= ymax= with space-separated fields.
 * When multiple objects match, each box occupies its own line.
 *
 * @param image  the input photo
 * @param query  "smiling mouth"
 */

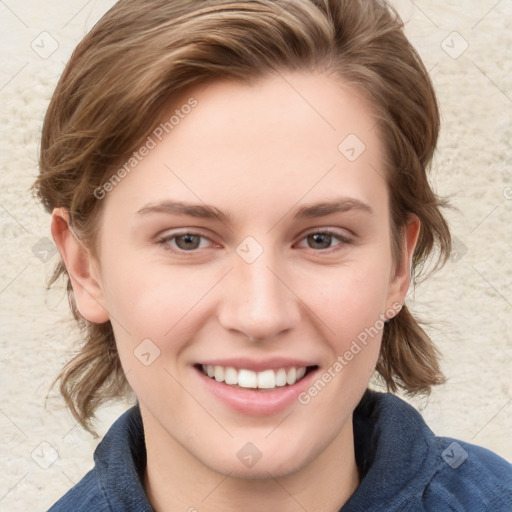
xmin=195 ymin=364 xmax=317 ymax=390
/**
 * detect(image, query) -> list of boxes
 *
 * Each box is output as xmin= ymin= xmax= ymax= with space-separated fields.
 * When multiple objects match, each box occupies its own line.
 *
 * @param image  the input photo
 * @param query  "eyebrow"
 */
xmin=294 ymin=198 xmax=373 ymax=218
xmin=137 ymin=201 xmax=229 ymax=222
xmin=136 ymin=196 xmax=374 ymax=222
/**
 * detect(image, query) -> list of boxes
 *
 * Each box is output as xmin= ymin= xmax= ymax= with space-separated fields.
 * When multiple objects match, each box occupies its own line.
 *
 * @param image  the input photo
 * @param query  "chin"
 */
xmin=198 ymin=444 xmax=317 ymax=481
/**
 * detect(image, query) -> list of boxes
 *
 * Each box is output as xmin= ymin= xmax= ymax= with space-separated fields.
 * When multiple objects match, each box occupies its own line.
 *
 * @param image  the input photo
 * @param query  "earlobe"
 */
xmin=386 ymin=215 xmax=421 ymax=314
xmin=51 ymin=208 xmax=110 ymax=324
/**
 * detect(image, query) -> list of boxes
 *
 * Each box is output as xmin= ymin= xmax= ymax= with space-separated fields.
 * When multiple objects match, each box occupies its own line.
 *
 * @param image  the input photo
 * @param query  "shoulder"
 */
xmin=423 ymin=436 xmax=512 ymax=511
xmin=351 ymin=391 xmax=512 ymax=511
xmin=47 ymin=469 xmax=110 ymax=512
xmin=47 ymin=405 xmax=151 ymax=512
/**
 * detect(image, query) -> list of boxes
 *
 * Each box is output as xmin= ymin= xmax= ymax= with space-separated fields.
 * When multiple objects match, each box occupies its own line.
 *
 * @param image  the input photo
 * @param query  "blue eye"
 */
xmin=297 ymin=230 xmax=353 ymax=252
xmin=158 ymin=232 xmax=212 ymax=252
xmin=175 ymin=234 xmax=202 ymax=250
xmin=307 ymin=232 xmax=335 ymax=250
xmin=157 ymin=229 xmax=353 ymax=255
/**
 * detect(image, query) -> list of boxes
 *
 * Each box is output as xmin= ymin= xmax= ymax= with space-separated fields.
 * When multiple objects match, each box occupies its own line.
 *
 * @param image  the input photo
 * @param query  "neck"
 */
xmin=142 ymin=409 xmax=360 ymax=512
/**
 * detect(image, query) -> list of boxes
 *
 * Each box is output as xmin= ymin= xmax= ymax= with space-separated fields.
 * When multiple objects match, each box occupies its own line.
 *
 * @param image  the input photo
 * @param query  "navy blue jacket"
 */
xmin=48 ymin=391 xmax=512 ymax=511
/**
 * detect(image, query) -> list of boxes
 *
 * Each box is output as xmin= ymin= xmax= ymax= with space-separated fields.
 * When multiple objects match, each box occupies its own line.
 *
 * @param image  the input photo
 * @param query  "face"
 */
xmin=65 ymin=71 xmax=415 ymax=479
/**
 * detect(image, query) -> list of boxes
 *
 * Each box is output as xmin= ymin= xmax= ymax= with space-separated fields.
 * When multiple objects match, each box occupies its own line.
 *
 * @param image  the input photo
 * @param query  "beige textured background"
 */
xmin=1 ymin=1 xmax=511 ymax=510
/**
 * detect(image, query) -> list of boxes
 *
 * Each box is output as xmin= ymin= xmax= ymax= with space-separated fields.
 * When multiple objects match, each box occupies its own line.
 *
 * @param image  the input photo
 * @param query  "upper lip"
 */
xmin=196 ymin=358 xmax=318 ymax=372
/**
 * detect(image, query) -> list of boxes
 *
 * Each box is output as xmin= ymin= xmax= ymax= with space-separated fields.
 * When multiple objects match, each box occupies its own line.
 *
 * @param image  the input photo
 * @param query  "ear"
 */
xmin=51 ymin=208 xmax=110 ymax=323
xmin=385 ymin=214 xmax=421 ymax=315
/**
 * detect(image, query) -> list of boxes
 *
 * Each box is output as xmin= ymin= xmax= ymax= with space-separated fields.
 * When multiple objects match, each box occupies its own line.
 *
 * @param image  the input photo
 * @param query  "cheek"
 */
xmin=298 ymin=258 xmax=392 ymax=336
xmin=293 ymin=260 xmax=392 ymax=391
xmin=100 ymin=260 xmax=222 ymax=357
xmin=103 ymin=268 xmax=201 ymax=403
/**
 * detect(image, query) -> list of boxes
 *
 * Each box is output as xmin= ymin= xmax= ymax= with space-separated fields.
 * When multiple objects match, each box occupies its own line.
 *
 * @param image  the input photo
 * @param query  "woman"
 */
xmin=34 ymin=0 xmax=512 ymax=510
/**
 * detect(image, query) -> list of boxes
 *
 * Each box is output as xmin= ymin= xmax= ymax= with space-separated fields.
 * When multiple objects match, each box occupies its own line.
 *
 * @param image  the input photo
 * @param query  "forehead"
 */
xmin=103 ymin=71 xmax=388 ymax=223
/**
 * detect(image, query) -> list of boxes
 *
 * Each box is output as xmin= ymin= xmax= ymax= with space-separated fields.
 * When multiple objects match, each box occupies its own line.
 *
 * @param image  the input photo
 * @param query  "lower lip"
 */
xmin=194 ymin=366 xmax=318 ymax=416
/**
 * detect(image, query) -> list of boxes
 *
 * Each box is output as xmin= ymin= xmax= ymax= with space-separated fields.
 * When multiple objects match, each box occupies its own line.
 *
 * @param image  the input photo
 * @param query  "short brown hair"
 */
xmin=34 ymin=0 xmax=451 ymax=432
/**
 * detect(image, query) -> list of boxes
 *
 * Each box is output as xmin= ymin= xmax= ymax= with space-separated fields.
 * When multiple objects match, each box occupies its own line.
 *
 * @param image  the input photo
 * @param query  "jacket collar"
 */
xmin=92 ymin=390 xmax=436 ymax=511
xmin=345 ymin=389 xmax=437 ymax=509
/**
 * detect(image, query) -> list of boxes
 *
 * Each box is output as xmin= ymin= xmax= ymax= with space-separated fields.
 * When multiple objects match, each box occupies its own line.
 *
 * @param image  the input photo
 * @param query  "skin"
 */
xmin=52 ymin=71 xmax=419 ymax=512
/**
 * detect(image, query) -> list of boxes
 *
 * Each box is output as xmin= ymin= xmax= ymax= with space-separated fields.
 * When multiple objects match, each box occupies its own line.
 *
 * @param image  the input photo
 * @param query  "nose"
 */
xmin=217 ymin=247 xmax=301 ymax=342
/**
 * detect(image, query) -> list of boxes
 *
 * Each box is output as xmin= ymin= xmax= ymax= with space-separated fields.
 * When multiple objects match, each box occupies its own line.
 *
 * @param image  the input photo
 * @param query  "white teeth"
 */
xmin=224 ymin=367 xmax=238 ymax=385
xmin=200 ymin=364 xmax=309 ymax=389
xmin=286 ymin=367 xmax=297 ymax=385
xmin=257 ymin=369 xmax=275 ymax=389
xmin=238 ymin=369 xmax=257 ymax=388
xmin=214 ymin=365 xmax=224 ymax=382
xmin=275 ymin=368 xmax=287 ymax=386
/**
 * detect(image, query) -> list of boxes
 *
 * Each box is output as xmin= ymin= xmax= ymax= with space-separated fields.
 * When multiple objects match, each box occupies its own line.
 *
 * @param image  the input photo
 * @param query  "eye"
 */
xmin=157 ymin=232 xmax=214 ymax=252
xmin=296 ymin=229 xmax=353 ymax=252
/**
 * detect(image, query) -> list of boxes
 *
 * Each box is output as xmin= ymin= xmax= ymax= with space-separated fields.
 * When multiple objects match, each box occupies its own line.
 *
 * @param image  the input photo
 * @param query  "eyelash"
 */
xmin=296 ymin=229 xmax=354 ymax=253
xmin=156 ymin=229 xmax=354 ymax=255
